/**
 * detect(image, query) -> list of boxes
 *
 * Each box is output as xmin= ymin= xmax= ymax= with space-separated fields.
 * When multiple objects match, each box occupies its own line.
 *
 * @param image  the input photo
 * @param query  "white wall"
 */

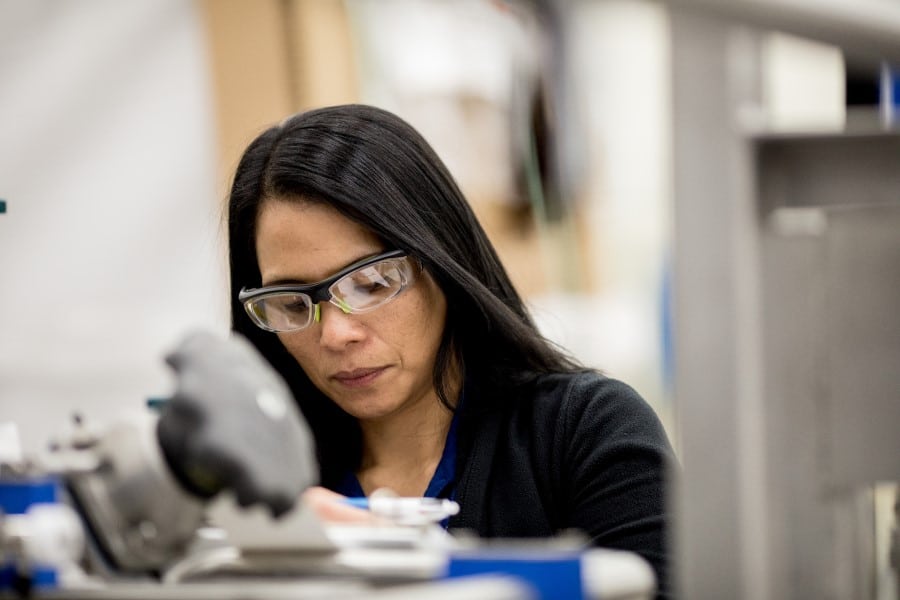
xmin=530 ymin=0 xmax=673 ymax=421
xmin=0 ymin=0 xmax=227 ymax=454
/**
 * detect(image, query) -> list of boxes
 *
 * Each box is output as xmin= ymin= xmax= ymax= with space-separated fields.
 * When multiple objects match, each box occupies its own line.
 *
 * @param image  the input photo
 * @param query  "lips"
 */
xmin=331 ymin=366 xmax=387 ymax=388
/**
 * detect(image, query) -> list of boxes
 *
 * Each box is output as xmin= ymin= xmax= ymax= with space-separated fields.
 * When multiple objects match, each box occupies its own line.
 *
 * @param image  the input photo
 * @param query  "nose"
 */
xmin=316 ymin=302 xmax=366 ymax=350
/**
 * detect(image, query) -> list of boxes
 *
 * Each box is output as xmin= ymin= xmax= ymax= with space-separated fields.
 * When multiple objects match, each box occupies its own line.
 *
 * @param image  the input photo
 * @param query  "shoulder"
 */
xmin=460 ymin=370 xmax=672 ymax=463
xmin=509 ymin=371 xmax=673 ymax=465
xmin=521 ymin=371 xmax=662 ymax=430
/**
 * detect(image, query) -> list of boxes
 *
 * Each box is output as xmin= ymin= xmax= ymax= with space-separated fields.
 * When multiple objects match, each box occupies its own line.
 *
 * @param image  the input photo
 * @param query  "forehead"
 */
xmin=255 ymin=197 xmax=384 ymax=283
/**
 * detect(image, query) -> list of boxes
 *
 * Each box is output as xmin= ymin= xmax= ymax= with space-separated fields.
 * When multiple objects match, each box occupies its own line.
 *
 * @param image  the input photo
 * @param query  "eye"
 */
xmin=350 ymin=265 xmax=400 ymax=293
xmin=331 ymin=261 xmax=406 ymax=310
xmin=283 ymin=299 xmax=310 ymax=314
xmin=265 ymin=293 xmax=312 ymax=315
xmin=351 ymin=272 xmax=391 ymax=294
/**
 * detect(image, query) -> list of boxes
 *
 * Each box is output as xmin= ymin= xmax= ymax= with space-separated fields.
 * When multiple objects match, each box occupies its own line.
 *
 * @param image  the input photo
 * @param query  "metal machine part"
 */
xmin=50 ymin=411 xmax=206 ymax=573
xmin=156 ymin=331 xmax=318 ymax=517
xmin=0 ymin=468 xmax=85 ymax=592
xmin=1 ymin=502 xmax=85 ymax=584
xmin=42 ymin=331 xmax=319 ymax=574
xmin=2 ymin=329 xmax=659 ymax=599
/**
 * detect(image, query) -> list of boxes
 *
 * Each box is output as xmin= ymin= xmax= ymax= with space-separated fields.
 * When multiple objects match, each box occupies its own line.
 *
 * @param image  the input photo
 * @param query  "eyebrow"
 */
xmin=261 ymin=249 xmax=386 ymax=287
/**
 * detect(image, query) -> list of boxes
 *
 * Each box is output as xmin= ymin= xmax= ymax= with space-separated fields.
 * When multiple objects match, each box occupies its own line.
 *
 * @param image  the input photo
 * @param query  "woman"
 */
xmin=227 ymin=104 xmax=674 ymax=593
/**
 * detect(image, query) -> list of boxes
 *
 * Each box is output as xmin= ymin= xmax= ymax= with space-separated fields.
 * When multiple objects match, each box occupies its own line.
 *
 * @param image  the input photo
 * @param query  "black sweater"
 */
xmin=448 ymin=371 xmax=675 ymax=597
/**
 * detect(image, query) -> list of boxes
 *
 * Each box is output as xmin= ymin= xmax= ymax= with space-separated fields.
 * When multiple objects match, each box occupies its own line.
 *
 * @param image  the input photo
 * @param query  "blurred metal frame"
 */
xmin=668 ymin=2 xmax=900 ymax=598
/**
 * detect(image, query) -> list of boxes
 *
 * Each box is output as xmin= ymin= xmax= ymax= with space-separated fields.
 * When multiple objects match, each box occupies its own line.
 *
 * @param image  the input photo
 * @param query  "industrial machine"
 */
xmin=0 ymin=331 xmax=655 ymax=600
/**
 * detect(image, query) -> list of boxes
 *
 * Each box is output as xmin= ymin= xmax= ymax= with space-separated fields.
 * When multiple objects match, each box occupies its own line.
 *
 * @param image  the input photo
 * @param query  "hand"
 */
xmin=302 ymin=486 xmax=381 ymax=523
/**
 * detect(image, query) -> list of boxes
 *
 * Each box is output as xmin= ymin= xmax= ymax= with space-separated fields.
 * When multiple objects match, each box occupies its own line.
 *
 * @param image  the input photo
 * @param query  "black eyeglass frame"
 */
xmin=238 ymin=248 xmax=409 ymax=307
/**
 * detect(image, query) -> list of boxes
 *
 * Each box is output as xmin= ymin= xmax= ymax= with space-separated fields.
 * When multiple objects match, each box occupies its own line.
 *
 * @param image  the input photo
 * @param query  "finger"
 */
xmin=301 ymin=486 xmax=381 ymax=523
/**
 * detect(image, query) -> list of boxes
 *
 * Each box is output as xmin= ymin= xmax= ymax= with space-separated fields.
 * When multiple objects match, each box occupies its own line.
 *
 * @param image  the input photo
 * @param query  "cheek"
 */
xmin=273 ymin=280 xmax=447 ymax=370
xmin=277 ymin=332 xmax=318 ymax=371
xmin=402 ymin=284 xmax=447 ymax=357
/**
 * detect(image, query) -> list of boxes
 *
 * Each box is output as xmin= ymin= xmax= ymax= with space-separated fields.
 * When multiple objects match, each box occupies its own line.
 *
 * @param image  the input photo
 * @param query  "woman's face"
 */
xmin=254 ymin=197 xmax=450 ymax=423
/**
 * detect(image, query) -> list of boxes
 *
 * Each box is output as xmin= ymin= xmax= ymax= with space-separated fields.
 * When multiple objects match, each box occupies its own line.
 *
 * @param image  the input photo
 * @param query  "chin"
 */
xmin=345 ymin=405 xmax=397 ymax=422
xmin=331 ymin=394 xmax=397 ymax=421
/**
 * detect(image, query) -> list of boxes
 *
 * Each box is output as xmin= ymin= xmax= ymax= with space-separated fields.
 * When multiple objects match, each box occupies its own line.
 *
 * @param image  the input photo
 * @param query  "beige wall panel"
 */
xmin=200 ymin=0 xmax=295 ymax=188
xmin=288 ymin=0 xmax=359 ymax=110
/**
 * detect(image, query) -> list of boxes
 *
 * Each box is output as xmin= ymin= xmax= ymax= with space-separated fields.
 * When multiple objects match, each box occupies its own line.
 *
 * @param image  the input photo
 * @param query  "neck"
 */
xmin=357 ymin=372 xmax=461 ymax=497
xmin=360 ymin=400 xmax=453 ymax=469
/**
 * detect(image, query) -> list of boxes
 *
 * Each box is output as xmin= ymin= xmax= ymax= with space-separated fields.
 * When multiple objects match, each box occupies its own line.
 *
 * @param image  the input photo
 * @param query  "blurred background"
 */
xmin=1 ymin=1 xmax=898 ymax=598
xmin=0 ymin=0 xmax=679 ymax=446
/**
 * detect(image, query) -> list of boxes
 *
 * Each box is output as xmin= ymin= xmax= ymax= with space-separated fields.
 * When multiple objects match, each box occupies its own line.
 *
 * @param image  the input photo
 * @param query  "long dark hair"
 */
xmin=228 ymin=104 xmax=581 ymax=483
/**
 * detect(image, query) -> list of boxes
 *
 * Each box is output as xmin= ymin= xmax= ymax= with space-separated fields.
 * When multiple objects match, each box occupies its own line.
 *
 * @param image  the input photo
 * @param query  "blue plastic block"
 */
xmin=0 ymin=478 xmax=61 ymax=590
xmin=446 ymin=549 xmax=583 ymax=600
xmin=0 ymin=478 xmax=58 ymax=514
xmin=0 ymin=565 xmax=57 ymax=589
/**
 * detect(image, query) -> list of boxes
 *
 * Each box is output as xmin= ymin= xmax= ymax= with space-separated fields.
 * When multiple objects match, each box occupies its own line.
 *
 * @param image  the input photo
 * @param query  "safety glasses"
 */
xmin=238 ymin=249 xmax=417 ymax=333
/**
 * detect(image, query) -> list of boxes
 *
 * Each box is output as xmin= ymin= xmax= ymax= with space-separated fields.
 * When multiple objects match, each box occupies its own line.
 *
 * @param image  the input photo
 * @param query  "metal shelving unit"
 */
xmin=668 ymin=2 xmax=900 ymax=598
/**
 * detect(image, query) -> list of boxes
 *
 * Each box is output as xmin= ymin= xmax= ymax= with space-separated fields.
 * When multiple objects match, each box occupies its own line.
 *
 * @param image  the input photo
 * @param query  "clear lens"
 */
xmin=329 ymin=258 xmax=412 ymax=312
xmin=241 ymin=255 xmax=416 ymax=332
xmin=245 ymin=293 xmax=314 ymax=332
